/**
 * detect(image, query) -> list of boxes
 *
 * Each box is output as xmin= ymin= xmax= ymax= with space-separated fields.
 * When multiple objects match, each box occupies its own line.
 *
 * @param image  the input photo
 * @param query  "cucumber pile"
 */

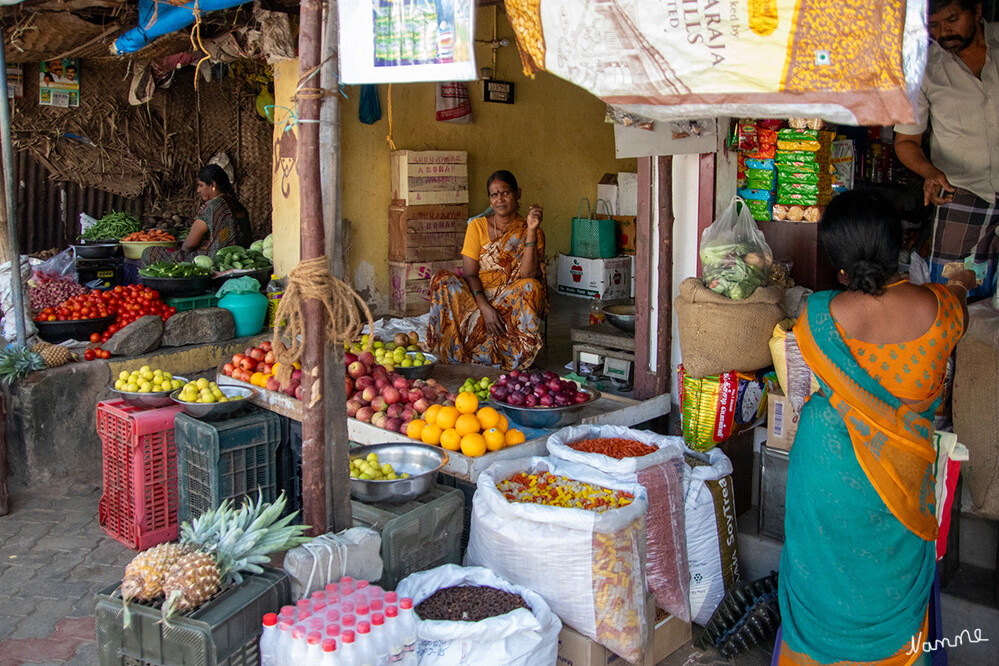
xmin=215 ymin=246 xmax=271 ymax=271
xmin=139 ymin=262 xmax=214 ymax=278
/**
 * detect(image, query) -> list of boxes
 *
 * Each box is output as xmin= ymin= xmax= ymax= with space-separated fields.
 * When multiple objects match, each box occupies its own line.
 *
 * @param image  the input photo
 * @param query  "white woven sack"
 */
xmin=396 ymin=564 xmax=561 ymax=666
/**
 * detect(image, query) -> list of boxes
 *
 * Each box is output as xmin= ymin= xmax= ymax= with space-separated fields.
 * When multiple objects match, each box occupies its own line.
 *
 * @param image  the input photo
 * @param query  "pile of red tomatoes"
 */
xmin=33 ymin=284 xmax=177 ymax=345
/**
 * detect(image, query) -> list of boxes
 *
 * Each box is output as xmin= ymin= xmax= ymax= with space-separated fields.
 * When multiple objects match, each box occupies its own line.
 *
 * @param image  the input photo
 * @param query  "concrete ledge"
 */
xmin=3 ymin=335 xmax=265 ymax=486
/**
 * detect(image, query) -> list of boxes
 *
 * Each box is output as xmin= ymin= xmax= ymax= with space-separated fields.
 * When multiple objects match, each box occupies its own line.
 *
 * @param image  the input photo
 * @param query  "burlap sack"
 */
xmin=953 ymin=302 xmax=999 ymax=521
xmin=675 ymin=277 xmax=785 ymax=379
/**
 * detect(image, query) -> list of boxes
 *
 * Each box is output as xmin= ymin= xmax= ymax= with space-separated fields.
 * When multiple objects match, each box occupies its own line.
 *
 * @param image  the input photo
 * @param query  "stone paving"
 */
xmin=0 ymin=481 xmax=134 ymax=666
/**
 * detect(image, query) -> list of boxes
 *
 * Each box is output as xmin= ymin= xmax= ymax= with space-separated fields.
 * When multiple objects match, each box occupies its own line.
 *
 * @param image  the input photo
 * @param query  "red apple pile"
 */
xmin=345 ymin=349 xmax=455 ymax=433
xmin=221 ymin=340 xmax=305 ymax=401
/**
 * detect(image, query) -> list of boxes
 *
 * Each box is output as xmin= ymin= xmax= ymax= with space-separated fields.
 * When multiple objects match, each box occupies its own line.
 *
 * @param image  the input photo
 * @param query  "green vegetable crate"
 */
xmin=95 ymin=566 xmax=289 ymax=666
xmin=165 ymin=294 xmax=220 ymax=312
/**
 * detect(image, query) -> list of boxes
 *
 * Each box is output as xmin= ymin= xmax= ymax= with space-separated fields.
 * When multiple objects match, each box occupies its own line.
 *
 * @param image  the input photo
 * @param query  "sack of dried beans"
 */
xmin=466 ymin=457 xmax=648 ymax=664
xmin=396 ymin=564 xmax=561 ymax=666
xmin=546 ymin=424 xmax=690 ymax=623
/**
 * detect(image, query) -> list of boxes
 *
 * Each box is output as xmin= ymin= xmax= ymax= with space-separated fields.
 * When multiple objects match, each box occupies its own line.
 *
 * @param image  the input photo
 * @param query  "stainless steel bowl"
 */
xmin=72 ymin=243 xmax=119 ymax=259
xmin=111 ymin=375 xmax=189 ymax=408
xmin=394 ymin=352 xmax=437 ymax=380
xmin=602 ymin=303 xmax=636 ymax=332
xmin=349 ymin=442 xmax=449 ymax=503
xmin=170 ymin=385 xmax=256 ymax=419
xmin=495 ymin=385 xmax=601 ymax=429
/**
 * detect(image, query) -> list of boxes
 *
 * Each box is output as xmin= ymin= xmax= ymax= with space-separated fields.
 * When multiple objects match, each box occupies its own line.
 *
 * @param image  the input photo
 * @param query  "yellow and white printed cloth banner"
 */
xmin=507 ymin=0 xmax=927 ymax=126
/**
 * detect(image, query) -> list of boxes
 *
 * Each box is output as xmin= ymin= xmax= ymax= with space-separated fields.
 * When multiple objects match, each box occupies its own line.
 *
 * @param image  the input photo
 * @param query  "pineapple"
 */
xmin=161 ymin=550 xmax=221 ymax=617
xmin=120 ymin=542 xmax=191 ymax=601
xmin=159 ymin=491 xmax=309 ymax=622
xmin=0 ymin=345 xmax=47 ymax=384
xmin=30 ymin=342 xmax=72 ymax=368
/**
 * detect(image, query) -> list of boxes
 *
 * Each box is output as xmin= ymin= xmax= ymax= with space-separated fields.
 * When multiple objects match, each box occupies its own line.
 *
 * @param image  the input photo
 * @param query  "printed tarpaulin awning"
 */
xmin=505 ymin=0 xmax=927 ymax=126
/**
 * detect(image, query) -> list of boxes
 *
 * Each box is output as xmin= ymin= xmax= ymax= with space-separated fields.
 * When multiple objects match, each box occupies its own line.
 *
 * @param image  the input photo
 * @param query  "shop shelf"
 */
xmin=352 ymin=484 xmax=464 ymax=589
xmin=95 ymin=566 xmax=290 ymax=666
xmin=165 ymin=293 xmax=220 ymax=312
xmin=97 ymin=399 xmax=186 ymax=551
xmin=175 ymin=407 xmax=282 ymax=523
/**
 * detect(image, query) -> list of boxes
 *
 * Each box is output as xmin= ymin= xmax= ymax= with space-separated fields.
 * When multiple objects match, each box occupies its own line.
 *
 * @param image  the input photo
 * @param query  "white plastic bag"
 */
xmin=700 ymin=197 xmax=774 ymax=300
xmin=466 ymin=457 xmax=648 ymax=663
xmin=396 ymin=564 xmax=561 ymax=666
xmin=1 ymin=257 xmax=38 ymax=345
xmin=546 ymin=425 xmax=690 ymax=622
xmin=282 ymin=527 xmax=382 ymax=601
xmin=683 ymin=448 xmax=742 ymax=626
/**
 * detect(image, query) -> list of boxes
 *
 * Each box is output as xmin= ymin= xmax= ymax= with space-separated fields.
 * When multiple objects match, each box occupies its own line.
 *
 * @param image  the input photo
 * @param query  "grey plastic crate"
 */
xmin=352 ymin=484 xmax=464 ymax=589
xmin=175 ymin=407 xmax=282 ymax=524
xmin=95 ymin=566 xmax=290 ymax=666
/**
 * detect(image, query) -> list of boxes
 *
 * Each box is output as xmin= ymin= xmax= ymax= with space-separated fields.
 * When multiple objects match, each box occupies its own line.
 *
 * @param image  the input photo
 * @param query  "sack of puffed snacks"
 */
xmin=679 ymin=366 xmax=776 ymax=451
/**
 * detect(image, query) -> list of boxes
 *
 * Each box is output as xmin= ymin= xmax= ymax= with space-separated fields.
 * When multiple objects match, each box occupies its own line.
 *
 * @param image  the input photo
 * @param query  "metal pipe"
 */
xmin=298 ymin=0 xmax=328 ymax=537
xmin=0 ymin=43 xmax=27 ymax=345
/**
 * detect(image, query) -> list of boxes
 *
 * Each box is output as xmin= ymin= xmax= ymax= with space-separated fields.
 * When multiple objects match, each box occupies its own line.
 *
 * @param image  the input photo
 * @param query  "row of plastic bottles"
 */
xmin=260 ymin=577 xmax=417 ymax=665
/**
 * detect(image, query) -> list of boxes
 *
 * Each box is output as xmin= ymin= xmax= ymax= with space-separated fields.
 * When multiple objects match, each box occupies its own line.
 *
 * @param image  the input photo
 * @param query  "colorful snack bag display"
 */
xmin=679 ymin=366 xmax=775 ymax=451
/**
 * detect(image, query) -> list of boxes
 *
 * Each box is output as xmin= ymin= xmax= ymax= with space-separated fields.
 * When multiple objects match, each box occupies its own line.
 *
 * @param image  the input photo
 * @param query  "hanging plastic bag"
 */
xmin=545 ymin=424 xmax=690 ymax=622
xmin=466 ymin=457 xmax=648 ymax=663
xmin=359 ymin=84 xmax=382 ymax=124
xmin=396 ymin=564 xmax=561 ymax=666
xmin=700 ymin=197 xmax=773 ymax=300
xmin=1 ymin=257 xmax=39 ymax=344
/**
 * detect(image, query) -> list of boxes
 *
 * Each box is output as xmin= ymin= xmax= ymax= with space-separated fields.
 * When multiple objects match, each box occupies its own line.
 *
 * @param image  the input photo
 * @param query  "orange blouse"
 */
xmin=835 ymin=282 xmax=964 ymax=402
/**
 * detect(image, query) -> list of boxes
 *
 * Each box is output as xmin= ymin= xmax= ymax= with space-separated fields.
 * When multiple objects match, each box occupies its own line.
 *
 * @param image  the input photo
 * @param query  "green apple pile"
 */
xmin=459 ymin=376 xmax=495 ymax=401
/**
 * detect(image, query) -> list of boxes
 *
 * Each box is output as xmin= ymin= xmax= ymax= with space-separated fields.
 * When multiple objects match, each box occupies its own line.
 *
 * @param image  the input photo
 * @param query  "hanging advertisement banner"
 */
xmin=339 ymin=0 xmax=477 ymax=84
xmin=39 ymin=58 xmax=80 ymax=108
xmin=505 ymin=0 xmax=925 ymax=126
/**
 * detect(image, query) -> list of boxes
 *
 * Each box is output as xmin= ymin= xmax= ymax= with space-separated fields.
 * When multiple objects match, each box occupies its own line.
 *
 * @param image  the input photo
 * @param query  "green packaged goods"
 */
xmin=680 ymin=366 xmax=775 ymax=451
xmin=776 ymin=161 xmax=823 ymax=175
xmin=778 ymin=182 xmax=830 ymax=197
xmin=776 ymin=129 xmax=834 ymax=143
xmin=775 ymin=150 xmax=830 ymax=164
xmin=778 ymin=171 xmax=831 ymax=185
xmin=745 ymin=169 xmax=776 ymax=188
xmin=777 ymin=191 xmax=831 ymax=206
xmin=745 ymin=199 xmax=773 ymax=222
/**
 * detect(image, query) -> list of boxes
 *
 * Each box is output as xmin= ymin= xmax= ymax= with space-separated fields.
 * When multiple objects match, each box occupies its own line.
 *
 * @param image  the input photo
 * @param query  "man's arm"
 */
xmin=894 ymin=131 xmax=955 ymax=206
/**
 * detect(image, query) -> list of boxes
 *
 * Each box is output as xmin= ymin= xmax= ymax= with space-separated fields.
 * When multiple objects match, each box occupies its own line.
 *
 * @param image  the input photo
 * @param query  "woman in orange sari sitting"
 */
xmin=776 ymin=190 xmax=975 ymax=665
xmin=426 ymin=170 xmax=547 ymax=370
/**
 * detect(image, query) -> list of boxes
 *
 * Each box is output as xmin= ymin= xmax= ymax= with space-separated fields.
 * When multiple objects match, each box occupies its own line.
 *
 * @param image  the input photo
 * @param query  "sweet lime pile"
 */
xmin=350 ymin=452 xmax=410 ymax=481
xmin=115 ymin=366 xmax=183 ymax=393
xmin=176 ymin=378 xmax=243 ymax=404
xmin=459 ymin=376 xmax=494 ymax=401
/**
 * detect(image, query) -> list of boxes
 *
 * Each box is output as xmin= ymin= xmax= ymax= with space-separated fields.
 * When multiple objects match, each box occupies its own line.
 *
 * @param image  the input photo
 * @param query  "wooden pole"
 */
xmin=320 ymin=0 xmax=352 ymax=532
xmin=298 ymin=0 xmax=328 ymax=536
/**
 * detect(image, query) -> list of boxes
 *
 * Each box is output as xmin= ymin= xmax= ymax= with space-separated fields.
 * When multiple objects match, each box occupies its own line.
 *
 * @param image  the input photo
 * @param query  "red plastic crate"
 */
xmin=97 ymin=399 xmax=185 ymax=550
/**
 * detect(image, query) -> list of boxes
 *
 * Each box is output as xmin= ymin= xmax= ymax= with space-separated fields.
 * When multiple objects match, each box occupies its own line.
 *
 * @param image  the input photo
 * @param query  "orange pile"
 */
xmin=406 ymin=391 xmax=526 ymax=457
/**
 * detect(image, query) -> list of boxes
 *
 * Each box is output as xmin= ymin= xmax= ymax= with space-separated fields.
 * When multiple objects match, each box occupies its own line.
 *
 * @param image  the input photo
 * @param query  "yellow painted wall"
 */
xmin=271 ymin=59 xmax=303 ymax=277
xmin=340 ymin=8 xmax=637 ymax=308
xmin=270 ymin=9 xmax=636 ymax=307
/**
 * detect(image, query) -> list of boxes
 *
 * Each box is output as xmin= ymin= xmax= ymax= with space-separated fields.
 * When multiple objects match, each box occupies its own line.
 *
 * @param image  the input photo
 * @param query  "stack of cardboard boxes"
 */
xmin=388 ymin=150 xmax=469 ymax=316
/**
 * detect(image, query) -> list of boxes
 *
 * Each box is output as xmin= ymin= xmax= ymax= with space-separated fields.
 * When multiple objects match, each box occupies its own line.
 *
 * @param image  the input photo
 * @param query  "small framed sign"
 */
xmin=483 ymin=79 xmax=514 ymax=104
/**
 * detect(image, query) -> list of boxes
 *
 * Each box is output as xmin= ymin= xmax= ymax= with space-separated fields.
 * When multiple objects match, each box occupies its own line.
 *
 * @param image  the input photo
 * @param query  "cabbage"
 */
xmin=193 ymin=255 xmax=214 ymax=270
xmin=249 ymin=240 xmax=264 ymax=253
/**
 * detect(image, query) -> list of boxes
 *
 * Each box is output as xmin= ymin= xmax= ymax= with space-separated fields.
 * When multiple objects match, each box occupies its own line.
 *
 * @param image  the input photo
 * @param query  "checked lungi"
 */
xmin=928 ymin=188 xmax=999 ymax=301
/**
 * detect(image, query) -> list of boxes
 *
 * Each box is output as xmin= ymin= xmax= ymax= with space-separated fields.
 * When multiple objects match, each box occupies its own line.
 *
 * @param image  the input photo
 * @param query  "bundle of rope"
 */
xmin=270 ymin=256 xmax=373 ymax=396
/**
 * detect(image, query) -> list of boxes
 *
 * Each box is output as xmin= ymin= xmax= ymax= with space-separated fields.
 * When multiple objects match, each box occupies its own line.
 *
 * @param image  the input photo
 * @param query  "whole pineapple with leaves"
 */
xmin=158 ymin=491 xmax=309 ymax=621
xmin=0 ymin=345 xmax=47 ymax=384
xmin=120 ymin=542 xmax=191 ymax=602
xmin=30 ymin=341 xmax=72 ymax=368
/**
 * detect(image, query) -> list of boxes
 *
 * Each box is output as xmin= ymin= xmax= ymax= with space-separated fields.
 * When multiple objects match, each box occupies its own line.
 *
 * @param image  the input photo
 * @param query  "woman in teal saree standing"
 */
xmin=776 ymin=191 xmax=974 ymax=665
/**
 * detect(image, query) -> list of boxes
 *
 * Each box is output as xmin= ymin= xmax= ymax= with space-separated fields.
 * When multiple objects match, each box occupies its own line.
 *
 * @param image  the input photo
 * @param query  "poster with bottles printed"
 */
xmin=39 ymin=58 xmax=80 ymax=108
xmin=339 ymin=0 xmax=477 ymax=84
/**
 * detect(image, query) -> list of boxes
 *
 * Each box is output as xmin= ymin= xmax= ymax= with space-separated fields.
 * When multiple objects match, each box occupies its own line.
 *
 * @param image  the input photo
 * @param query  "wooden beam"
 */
xmin=653 ymin=155 xmax=674 ymax=395
xmin=635 ymin=157 xmax=654 ymax=398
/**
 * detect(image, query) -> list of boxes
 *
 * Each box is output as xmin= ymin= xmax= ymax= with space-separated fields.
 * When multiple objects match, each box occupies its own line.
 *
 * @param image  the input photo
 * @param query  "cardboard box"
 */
xmin=557 ymin=255 xmax=632 ymax=300
xmin=388 ymin=260 xmax=462 ymax=317
xmin=598 ymin=173 xmax=620 ymax=214
xmin=766 ymin=388 xmax=799 ymax=451
xmin=390 ymin=150 xmax=469 ymax=205
xmin=613 ymin=216 xmax=637 ymax=255
xmin=556 ymin=595 xmax=692 ymax=666
xmin=388 ymin=203 xmax=467 ymax=262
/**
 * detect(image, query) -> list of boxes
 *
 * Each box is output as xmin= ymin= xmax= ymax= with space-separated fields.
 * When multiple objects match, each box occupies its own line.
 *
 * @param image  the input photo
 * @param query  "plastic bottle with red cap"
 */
xmin=321 ymin=638 xmax=338 ymax=666
xmin=384 ymin=605 xmax=402 ymax=664
xmin=398 ymin=598 xmax=418 ymax=665
xmin=339 ymin=629 xmax=358 ymax=666
xmin=307 ymin=631 xmax=324 ymax=664
xmin=276 ymin=620 xmax=295 ymax=665
xmin=259 ymin=612 xmax=278 ymax=666
xmin=370 ymin=612 xmax=388 ymax=664
xmin=355 ymin=621 xmax=375 ymax=666
xmin=290 ymin=627 xmax=309 ymax=663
